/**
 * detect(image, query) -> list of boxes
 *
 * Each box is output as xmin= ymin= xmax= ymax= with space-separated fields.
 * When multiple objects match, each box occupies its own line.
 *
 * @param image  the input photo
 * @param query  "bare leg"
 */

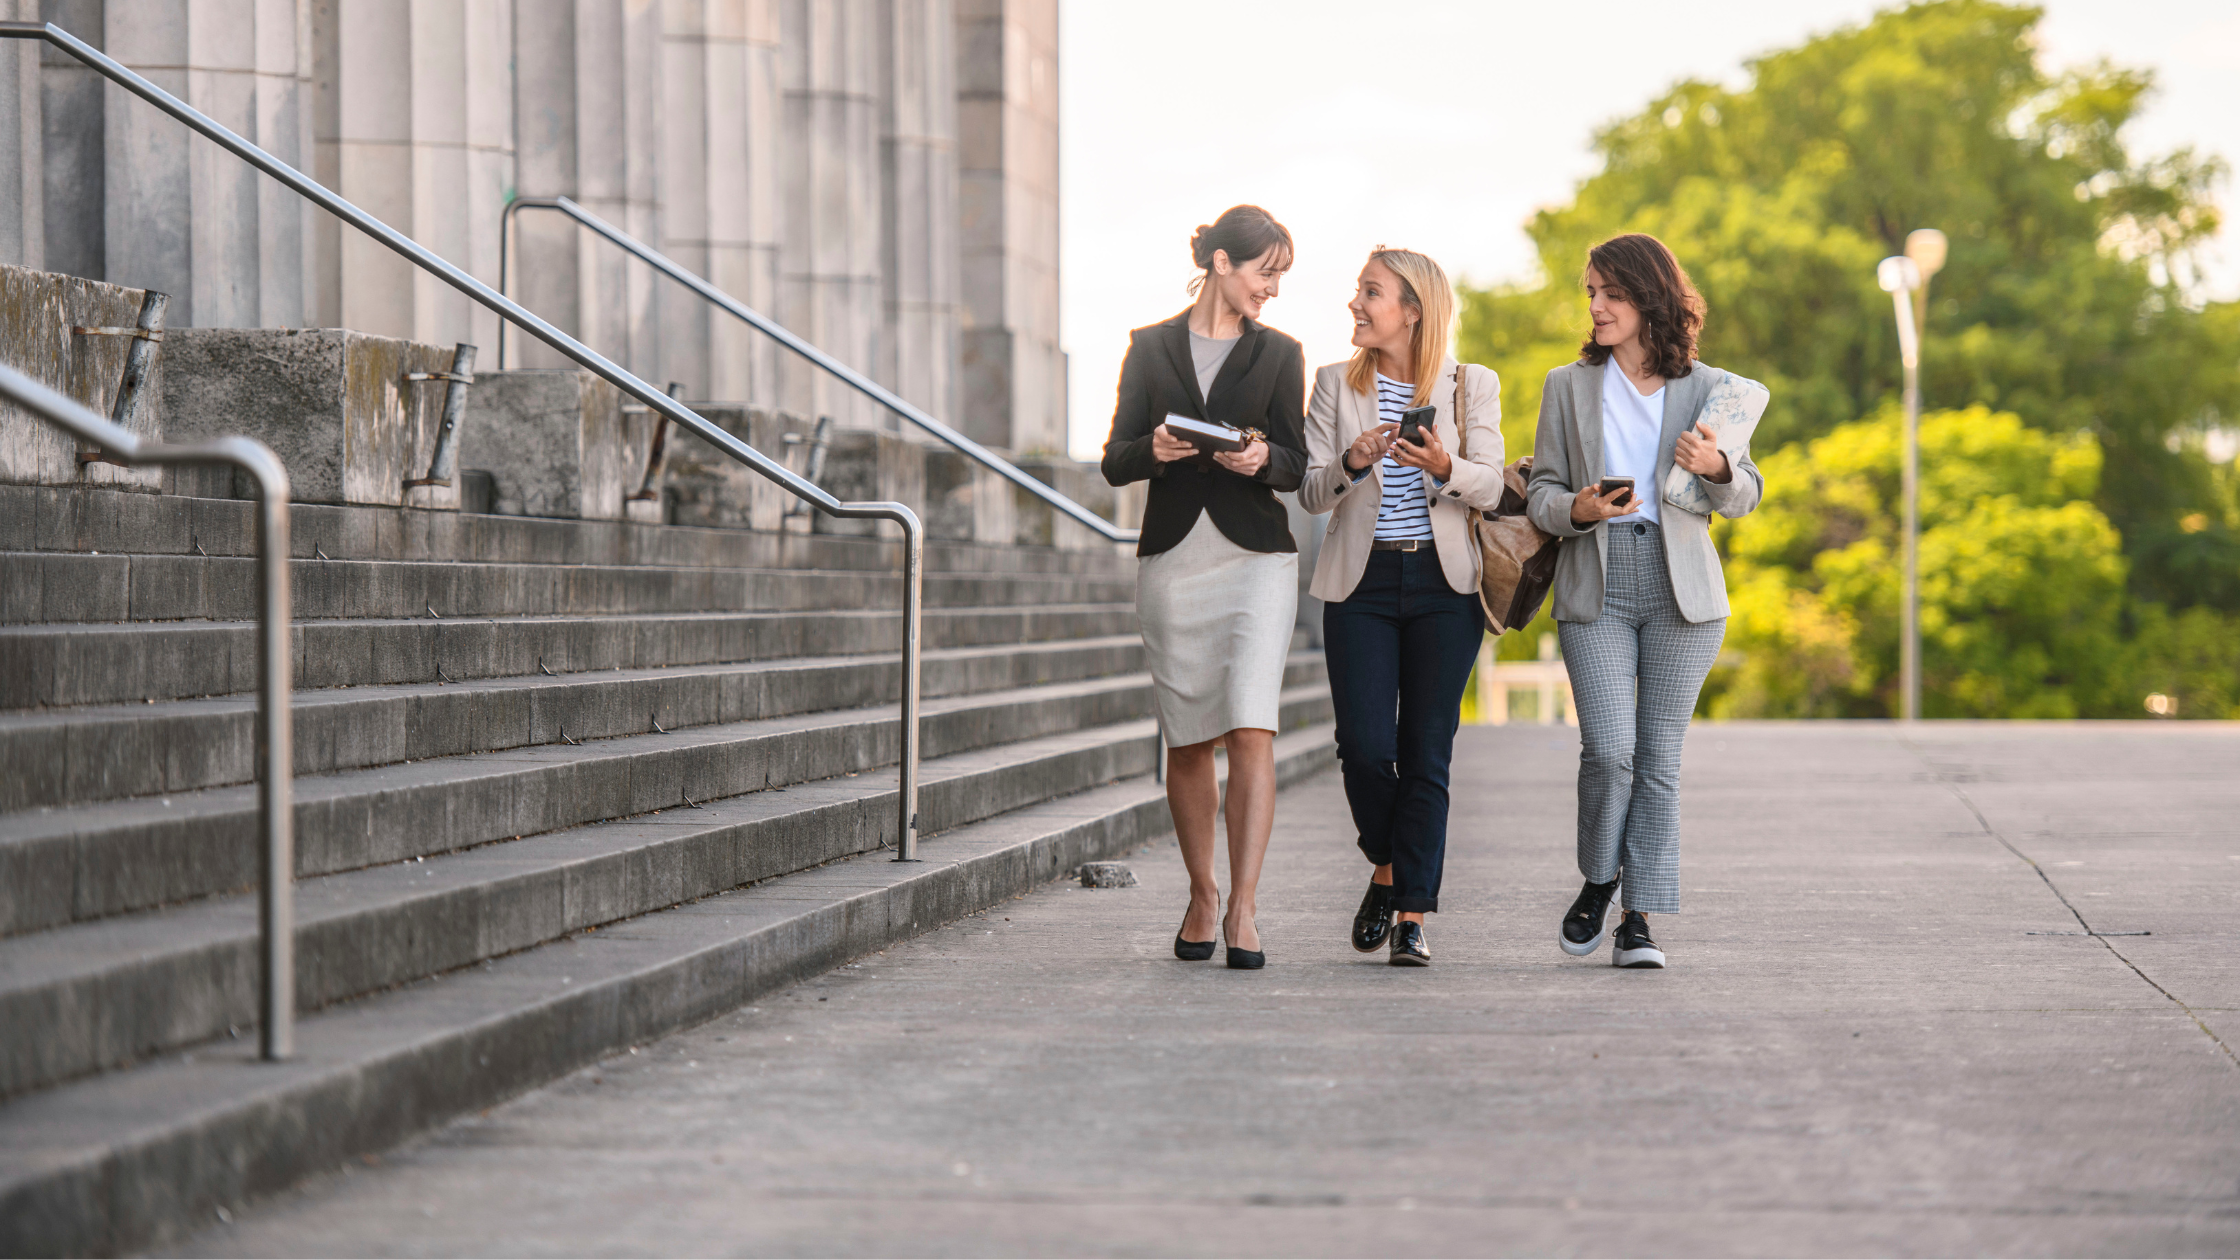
xmin=1373 ymin=864 xmax=1393 ymax=885
xmin=1167 ymin=738 xmax=1222 ymax=942
xmin=1219 ymin=728 xmax=1276 ymax=952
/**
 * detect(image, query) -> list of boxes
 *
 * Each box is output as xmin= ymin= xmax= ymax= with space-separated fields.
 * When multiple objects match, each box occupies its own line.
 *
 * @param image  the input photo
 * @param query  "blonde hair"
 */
xmin=1345 ymin=247 xmax=1453 ymax=407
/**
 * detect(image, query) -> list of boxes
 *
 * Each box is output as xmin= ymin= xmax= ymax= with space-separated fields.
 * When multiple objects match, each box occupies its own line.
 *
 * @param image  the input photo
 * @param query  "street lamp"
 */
xmin=1877 ymin=253 xmax=1923 ymax=722
xmin=1890 ymin=229 xmax=1948 ymax=723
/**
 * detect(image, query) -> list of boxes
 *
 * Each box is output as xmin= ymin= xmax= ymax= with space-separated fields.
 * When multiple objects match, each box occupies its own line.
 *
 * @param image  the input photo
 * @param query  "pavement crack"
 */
xmin=1904 ymin=735 xmax=2239 ymax=1072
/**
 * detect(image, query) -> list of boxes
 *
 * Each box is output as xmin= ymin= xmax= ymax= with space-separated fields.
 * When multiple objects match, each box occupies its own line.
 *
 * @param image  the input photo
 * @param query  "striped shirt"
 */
xmin=1371 ymin=373 xmax=1434 ymax=540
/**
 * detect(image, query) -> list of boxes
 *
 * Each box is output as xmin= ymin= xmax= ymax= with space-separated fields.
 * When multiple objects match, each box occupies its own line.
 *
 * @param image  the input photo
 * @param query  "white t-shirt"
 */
xmin=1600 ymin=365 xmax=1665 ymax=525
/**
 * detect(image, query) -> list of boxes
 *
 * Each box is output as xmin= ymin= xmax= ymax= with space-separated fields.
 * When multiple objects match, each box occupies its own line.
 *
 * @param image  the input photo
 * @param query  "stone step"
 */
xmin=0 ymin=604 xmax=1142 ymax=709
xmin=0 ymin=661 xmax=1331 ymax=934
xmin=0 ymin=686 xmax=1333 ymax=1101
xmin=0 ymin=551 xmax=1138 ymax=625
xmin=1 ymin=484 xmax=1132 ymax=578
xmin=0 ymin=635 xmax=1160 ymax=810
xmin=0 ymin=723 xmax=1338 ymax=1258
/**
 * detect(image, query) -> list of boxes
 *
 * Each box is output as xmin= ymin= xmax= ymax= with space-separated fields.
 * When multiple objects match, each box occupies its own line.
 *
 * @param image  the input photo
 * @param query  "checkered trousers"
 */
xmin=1556 ymin=523 xmax=1725 ymax=914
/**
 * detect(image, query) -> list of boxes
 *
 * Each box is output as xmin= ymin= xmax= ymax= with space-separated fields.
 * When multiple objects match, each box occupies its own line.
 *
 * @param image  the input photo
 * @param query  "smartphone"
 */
xmin=1397 ymin=406 xmax=1437 ymax=447
xmin=1598 ymin=475 xmax=1636 ymax=508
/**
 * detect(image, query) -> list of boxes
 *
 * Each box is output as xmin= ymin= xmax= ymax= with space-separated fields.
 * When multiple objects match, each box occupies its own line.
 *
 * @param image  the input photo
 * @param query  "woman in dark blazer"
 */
xmin=1102 ymin=204 xmax=1306 ymax=970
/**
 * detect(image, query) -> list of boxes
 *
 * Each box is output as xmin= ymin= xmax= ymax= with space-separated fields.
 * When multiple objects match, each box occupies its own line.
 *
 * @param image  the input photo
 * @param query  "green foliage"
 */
xmin=1702 ymin=406 xmax=2225 ymax=718
xmin=1454 ymin=0 xmax=2240 ymax=611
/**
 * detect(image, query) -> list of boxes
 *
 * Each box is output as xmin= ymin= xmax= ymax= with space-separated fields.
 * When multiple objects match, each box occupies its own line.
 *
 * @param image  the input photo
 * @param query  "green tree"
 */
xmin=1455 ymin=0 xmax=2240 ymax=610
xmin=1710 ymin=406 xmax=2134 ymax=718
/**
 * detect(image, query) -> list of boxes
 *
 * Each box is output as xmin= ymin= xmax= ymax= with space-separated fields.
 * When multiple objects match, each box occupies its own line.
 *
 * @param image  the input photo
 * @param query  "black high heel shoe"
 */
xmin=1174 ymin=904 xmax=1216 ymax=960
xmin=1224 ymin=914 xmax=1265 ymax=970
xmin=1173 ymin=932 xmax=1216 ymax=961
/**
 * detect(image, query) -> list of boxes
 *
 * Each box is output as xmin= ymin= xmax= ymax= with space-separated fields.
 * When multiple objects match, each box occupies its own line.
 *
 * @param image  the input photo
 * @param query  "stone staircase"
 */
xmin=0 ymin=288 xmax=1335 ymax=1253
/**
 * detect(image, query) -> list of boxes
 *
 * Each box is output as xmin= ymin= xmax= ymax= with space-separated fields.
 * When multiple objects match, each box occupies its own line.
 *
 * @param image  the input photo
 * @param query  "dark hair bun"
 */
xmin=1189 ymin=207 xmax=1293 ymax=276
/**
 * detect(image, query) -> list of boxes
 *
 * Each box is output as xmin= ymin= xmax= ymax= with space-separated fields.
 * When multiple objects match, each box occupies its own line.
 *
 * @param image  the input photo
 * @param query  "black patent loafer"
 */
xmin=1561 ymin=878 xmax=1619 ymax=957
xmin=1613 ymin=910 xmax=1666 ymax=969
xmin=1388 ymin=920 xmax=1430 ymax=966
xmin=1352 ymin=880 xmax=1396 ymax=952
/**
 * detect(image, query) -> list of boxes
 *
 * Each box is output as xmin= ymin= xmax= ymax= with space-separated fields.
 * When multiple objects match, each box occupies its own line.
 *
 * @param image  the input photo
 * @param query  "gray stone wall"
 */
xmin=2 ymin=0 xmax=1082 ymax=510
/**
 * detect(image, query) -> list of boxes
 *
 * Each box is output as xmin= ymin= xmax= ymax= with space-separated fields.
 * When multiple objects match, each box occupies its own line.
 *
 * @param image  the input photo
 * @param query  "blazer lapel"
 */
xmin=1575 ymin=363 xmax=1605 ymax=484
xmin=1203 ymin=319 xmax=1265 ymax=416
xmin=1157 ymin=314 xmax=1207 ymax=418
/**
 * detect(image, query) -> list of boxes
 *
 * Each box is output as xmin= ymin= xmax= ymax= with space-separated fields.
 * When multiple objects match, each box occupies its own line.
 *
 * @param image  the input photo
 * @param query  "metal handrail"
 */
xmin=0 ymin=363 xmax=297 ymax=1060
xmin=498 ymin=195 xmax=1140 ymax=545
xmin=0 ymin=20 xmax=923 ymax=865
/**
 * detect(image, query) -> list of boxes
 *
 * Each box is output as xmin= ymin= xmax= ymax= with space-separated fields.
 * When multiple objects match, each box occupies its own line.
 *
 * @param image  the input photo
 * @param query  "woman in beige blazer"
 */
xmin=1299 ymin=247 xmax=1504 ymax=966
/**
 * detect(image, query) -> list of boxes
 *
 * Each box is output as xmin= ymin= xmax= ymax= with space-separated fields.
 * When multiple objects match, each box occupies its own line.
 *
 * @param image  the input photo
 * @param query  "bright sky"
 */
xmin=1057 ymin=0 xmax=2240 ymax=458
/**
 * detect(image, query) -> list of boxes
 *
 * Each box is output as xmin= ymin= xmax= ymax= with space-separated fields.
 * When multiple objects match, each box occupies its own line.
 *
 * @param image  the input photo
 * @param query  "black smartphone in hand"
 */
xmin=1397 ymin=406 xmax=1437 ymax=447
xmin=1598 ymin=475 xmax=1636 ymax=508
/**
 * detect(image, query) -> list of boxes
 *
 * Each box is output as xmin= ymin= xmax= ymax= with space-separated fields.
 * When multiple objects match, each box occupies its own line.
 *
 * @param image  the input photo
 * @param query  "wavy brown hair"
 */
xmin=1578 ymin=233 xmax=1703 ymax=379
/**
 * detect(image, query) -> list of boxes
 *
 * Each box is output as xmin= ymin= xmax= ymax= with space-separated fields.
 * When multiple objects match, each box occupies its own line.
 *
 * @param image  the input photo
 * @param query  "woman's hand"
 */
xmin=1569 ymin=483 xmax=1637 ymax=529
xmin=1151 ymin=424 xmax=1197 ymax=465
xmin=1214 ymin=437 xmax=1269 ymax=477
xmin=1390 ymin=421 xmax=1454 ymax=482
xmin=1344 ymin=422 xmax=1398 ymax=473
xmin=1674 ymin=421 xmax=1731 ymax=482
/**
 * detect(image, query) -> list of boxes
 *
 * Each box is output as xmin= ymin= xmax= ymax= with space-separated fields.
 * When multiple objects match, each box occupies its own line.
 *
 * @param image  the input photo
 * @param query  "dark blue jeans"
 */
xmin=1321 ymin=547 xmax=1486 ymax=913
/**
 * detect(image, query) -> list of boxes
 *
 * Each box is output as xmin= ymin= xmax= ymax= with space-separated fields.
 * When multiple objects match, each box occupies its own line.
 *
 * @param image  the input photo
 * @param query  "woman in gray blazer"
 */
xmin=1524 ymin=233 xmax=1762 ymax=970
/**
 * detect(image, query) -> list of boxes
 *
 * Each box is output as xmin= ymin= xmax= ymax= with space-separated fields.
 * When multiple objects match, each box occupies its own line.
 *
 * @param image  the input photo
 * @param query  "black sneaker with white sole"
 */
xmin=1612 ymin=910 xmax=1665 ymax=969
xmin=1560 ymin=878 xmax=1619 ymax=956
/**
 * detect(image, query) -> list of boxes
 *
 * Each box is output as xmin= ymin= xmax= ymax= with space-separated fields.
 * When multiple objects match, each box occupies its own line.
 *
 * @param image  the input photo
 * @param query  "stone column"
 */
xmin=777 ymin=0 xmax=883 ymax=432
xmin=0 ymin=0 xmax=42 ymax=270
xmin=658 ymin=0 xmax=781 ymax=406
xmin=35 ymin=0 xmax=316 ymax=329
xmin=312 ymin=0 xmax=511 ymax=350
xmin=879 ymin=0 xmax=960 ymax=430
xmin=955 ymin=0 xmax=1062 ymax=455
xmin=511 ymin=0 xmax=664 ymax=379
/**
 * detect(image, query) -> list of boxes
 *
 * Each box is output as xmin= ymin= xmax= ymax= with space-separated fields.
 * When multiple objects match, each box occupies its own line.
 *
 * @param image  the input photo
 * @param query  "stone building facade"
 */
xmin=0 ymin=0 xmax=1065 ymax=454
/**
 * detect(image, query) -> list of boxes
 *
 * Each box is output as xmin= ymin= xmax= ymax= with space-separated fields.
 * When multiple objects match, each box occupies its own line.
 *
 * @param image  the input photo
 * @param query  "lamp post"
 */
xmin=1877 ymin=253 xmax=1923 ymax=722
xmin=1893 ymin=229 xmax=1947 ymax=722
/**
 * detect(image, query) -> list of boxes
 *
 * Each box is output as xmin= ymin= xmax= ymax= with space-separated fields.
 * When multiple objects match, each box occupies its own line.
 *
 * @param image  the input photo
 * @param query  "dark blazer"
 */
xmin=1100 ymin=310 xmax=1307 ymax=556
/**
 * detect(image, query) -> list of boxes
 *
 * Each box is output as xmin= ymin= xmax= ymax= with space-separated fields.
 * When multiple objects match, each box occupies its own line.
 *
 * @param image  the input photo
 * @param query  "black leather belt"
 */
xmin=1370 ymin=538 xmax=1433 ymax=552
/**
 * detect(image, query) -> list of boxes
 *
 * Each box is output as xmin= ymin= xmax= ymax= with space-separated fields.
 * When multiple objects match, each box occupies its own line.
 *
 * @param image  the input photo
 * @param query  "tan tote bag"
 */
xmin=1453 ymin=364 xmax=1559 ymax=634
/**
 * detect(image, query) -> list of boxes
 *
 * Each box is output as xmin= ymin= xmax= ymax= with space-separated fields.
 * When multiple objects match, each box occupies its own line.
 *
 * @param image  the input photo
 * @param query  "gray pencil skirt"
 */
xmin=1136 ymin=514 xmax=1298 ymax=747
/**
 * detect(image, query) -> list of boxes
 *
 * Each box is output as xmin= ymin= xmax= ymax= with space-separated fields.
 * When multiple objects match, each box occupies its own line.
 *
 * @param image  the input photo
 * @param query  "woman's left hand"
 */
xmin=1675 ymin=422 xmax=1731 ymax=482
xmin=1214 ymin=437 xmax=1270 ymax=478
xmin=1389 ymin=421 xmax=1454 ymax=481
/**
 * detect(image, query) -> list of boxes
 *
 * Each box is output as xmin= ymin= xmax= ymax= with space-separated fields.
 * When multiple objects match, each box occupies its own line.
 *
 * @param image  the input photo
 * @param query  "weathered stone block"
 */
xmin=0 ymin=264 xmax=164 ymax=491
xmin=661 ymin=404 xmax=809 ymax=532
xmin=925 ymin=447 xmax=1018 ymax=545
xmin=158 ymin=328 xmax=458 ymax=507
xmin=813 ymin=430 xmax=927 ymax=539
xmin=1014 ymin=456 xmax=1129 ymax=551
xmin=463 ymin=370 xmax=646 ymax=520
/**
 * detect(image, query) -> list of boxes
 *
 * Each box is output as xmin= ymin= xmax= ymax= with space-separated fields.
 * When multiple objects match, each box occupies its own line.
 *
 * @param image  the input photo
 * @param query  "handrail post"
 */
xmin=0 ymin=363 xmax=294 ymax=1060
xmin=894 ymin=510 xmax=923 ymax=861
xmin=244 ymin=450 xmax=295 ymax=1058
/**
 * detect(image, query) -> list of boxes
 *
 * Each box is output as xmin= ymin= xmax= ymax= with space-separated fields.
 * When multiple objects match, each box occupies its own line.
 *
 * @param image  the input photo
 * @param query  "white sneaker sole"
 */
xmin=1613 ymin=944 xmax=1666 ymax=969
xmin=1560 ymin=925 xmax=1607 ymax=957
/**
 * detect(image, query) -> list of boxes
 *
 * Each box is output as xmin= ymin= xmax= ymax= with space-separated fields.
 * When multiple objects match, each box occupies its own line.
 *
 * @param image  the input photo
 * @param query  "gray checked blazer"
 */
xmin=1523 ymin=359 xmax=1764 ymax=624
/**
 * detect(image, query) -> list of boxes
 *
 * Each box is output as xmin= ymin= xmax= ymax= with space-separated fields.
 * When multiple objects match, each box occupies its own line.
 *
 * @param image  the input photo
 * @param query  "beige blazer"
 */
xmin=1300 ymin=357 xmax=1505 ymax=602
xmin=1522 ymin=360 xmax=1763 ymax=624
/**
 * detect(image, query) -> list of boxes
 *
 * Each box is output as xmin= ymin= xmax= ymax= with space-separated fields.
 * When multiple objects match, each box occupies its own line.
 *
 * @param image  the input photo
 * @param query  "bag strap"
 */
xmin=1451 ymin=364 xmax=1469 ymax=460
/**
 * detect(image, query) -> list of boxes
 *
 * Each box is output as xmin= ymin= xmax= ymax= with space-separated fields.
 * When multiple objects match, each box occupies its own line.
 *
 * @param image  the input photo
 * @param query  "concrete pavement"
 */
xmin=167 ymin=722 xmax=2240 ymax=1257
